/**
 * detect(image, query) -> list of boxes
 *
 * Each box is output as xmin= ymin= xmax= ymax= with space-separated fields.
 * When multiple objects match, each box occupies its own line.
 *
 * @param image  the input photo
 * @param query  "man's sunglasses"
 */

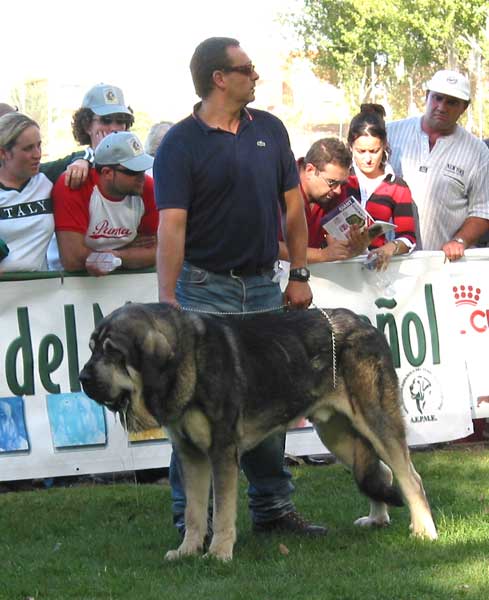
xmin=112 ymin=166 xmax=144 ymax=177
xmin=221 ymin=63 xmax=256 ymax=76
xmin=95 ymin=115 xmax=132 ymax=126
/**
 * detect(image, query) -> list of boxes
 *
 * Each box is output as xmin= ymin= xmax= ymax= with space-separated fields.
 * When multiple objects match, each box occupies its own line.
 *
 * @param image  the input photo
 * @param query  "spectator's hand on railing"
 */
xmin=85 ymin=261 xmax=110 ymax=277
xmin=366 ymin=242 xmax=399 ymax=271
xmin=442 ymin=239 xmax=465 ymax=262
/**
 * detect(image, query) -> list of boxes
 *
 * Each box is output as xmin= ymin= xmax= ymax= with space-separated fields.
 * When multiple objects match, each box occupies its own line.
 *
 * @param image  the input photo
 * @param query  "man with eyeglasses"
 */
xmin=279 ymin=137 xmax=368 ymax=263
xmin=154 ymin=36 xmax=325 ymax=542
xmin=52 ymin=131 xmax=158 ymax=276
xmin=387 ymin=70 xmax=489 ymax=259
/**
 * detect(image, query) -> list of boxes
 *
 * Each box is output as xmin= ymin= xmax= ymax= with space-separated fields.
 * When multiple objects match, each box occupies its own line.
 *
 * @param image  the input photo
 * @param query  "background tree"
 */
xmin=285 ymin=0 xmax=489 ymax=127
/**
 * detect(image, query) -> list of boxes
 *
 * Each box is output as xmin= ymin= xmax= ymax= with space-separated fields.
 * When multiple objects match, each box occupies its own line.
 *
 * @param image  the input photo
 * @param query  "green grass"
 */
xmin=1 ymin=445 xmax=489 ymax=600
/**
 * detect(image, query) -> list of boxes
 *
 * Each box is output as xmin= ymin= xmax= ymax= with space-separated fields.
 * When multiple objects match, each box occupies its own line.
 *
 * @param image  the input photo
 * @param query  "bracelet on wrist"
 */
xmin=452 ymin=237 xmax=466 ymax=248
xmin=391 ymin=240 xmax=401 ymax=255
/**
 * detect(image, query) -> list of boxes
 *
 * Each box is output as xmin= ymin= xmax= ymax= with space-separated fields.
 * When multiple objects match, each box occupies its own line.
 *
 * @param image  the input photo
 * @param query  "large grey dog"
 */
xmin=79 ymin=303 xmax=437 ymax=561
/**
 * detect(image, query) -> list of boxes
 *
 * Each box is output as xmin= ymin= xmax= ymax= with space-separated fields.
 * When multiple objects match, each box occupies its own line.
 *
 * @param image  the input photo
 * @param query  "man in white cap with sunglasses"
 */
xmin=387 ymin=69 xmax=489 ymax=260
xmin=53 ymin=131 xmax=158 ymax=276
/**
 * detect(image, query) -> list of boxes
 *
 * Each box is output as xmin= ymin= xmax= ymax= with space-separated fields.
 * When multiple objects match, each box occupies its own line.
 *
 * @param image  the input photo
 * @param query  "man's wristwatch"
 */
xmin=289 ymin=267 xmax=310 ymax=282
xmin=452 ymin=237 xmax=466 ymax=248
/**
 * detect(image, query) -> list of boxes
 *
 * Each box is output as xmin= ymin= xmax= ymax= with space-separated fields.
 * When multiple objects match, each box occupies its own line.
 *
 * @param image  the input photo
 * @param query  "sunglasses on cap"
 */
xmin=221 ymin=63 xmax=256 ymax=76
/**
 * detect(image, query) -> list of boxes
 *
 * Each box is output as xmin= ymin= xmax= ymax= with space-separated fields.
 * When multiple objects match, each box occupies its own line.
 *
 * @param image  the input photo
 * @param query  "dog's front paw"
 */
xmin=164 ymin=541 xmax=203 ymax=561
xmin=354 ymin=515 xmax=390 ymax=528
xmin=205 ymin=542 xmax=233 ymax=562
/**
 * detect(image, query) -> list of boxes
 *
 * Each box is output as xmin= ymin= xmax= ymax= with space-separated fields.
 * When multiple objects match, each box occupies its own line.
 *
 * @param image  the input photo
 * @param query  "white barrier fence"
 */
xmin=1 ymin=250 xmax=488 ymax=481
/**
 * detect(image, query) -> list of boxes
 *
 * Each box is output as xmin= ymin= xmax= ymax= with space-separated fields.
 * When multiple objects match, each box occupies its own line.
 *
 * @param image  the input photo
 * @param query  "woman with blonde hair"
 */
xmin=0 ymin=112 xmax=54 ymax=271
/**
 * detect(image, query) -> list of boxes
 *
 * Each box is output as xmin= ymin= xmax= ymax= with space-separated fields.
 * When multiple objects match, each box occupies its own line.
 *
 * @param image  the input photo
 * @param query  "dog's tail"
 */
xmin=353 ymin=435 xmax=404 ymax=507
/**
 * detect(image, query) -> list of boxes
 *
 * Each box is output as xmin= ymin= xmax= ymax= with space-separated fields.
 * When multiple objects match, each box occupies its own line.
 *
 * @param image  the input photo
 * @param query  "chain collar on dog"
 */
xmin=181 ymin=304 xmax=287 ymax=316
xmin=311 ymin=303 xmax=337 ymax=390
xmin=182 ymin=303 xmax=337 ymax=390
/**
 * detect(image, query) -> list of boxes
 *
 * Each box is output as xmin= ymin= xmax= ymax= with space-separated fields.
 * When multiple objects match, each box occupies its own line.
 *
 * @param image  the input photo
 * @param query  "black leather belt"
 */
xmin=217 ymin=264 xmax=274 ymax=277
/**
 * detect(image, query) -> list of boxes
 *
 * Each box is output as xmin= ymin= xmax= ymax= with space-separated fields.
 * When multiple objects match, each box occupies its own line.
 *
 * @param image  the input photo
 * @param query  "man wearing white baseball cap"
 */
xmin=387 ymin=69 xmax=489 ymax=259
xmin=52 ymin=132 xmax=158 ymax=276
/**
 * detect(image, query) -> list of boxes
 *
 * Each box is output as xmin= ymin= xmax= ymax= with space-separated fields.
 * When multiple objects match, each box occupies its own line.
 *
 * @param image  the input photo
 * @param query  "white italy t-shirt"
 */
xmin=0 ymin=173 xmax=54 ymax=271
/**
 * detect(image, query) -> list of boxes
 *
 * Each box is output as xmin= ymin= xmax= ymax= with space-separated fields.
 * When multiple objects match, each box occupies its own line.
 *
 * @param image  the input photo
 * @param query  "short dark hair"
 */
xmin=347 ymin=103 xmax=387 ymax=147
xmin=71 ymin=107 xmax=134 ymax=146
xmin=190 ymin=37 xmax=240 ymax=99
xmin=304 ymin=137 xmax=352 ymax=170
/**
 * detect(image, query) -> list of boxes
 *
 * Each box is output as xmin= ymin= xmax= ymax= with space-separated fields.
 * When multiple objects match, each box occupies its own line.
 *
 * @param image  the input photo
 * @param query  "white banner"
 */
xmin=1 ymin=250 xmax=487 ymax=480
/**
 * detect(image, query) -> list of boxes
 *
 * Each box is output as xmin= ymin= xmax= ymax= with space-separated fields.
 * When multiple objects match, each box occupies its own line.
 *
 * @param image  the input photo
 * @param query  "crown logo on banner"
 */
xmin=452 ymin=285 xmax=481 ymax=306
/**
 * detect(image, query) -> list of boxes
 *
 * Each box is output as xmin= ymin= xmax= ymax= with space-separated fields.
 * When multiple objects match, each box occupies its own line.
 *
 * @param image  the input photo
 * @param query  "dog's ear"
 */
xmin=103 ymin=337 xmax=123 ymax=355
xmin=139 ymin=329 xmax=179 ymax=422
xmin=141 ymin=330 xmax=174 ymax=362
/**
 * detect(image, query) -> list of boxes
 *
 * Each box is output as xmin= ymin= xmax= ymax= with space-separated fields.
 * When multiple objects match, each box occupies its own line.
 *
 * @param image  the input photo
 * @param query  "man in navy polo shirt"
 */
xmin=154 ymin=37 xmax=326 ymax=540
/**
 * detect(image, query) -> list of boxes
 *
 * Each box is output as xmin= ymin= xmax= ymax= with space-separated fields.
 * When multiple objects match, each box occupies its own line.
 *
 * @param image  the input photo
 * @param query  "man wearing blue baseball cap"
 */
xmin=52 ymin=131 xmax=158 ymax=276
xmin=66 ymin=83 xmax=135 ymax=186
xmin=387 ymin=69 xmax=489 ymax=259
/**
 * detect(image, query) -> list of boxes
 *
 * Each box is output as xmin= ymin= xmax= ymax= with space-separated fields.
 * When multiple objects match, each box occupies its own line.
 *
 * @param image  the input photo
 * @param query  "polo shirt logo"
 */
xmin=256 ymin=140 xmax=266 ymax=148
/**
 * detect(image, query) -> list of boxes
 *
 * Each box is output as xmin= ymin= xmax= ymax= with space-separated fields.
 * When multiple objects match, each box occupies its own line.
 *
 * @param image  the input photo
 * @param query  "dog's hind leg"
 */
xmin=345 ymin=411 xmax=437 ymax=539
xmin=207 ymin=445 xmax=239 ymax=561
xmin=314 ymin=413 xmax=400 ymax=529
xmin=371 ymin=438 xmax=438 ymax=540
xmin=165 ymin=446 xmax=212 ymax=560
xmin=351 ymin=435 xmax=397 ymax=528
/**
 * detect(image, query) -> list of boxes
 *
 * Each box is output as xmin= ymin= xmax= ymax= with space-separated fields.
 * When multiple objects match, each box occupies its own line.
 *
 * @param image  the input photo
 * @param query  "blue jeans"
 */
xmin=170 ymin=261 xmax=295 ymax=529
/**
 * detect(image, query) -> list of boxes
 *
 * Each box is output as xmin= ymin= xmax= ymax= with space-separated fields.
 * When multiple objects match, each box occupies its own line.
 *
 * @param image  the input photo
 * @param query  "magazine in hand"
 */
xmin=320 ymin=196 xmax=397 ymax=242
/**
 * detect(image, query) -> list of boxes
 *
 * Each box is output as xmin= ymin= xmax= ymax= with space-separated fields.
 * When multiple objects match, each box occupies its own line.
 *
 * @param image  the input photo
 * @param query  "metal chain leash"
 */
xmin=182 ymin=302 xmax=337 ymax=390
xmin=181 ymin=304 xmax=287 ymax=316
xmin=311 ymin=303 xmax=337 ymax=389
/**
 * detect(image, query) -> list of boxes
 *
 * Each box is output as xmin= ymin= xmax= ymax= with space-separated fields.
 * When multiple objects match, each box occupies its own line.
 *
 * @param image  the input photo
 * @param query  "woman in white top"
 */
xmin=0 ymin=113 xmax=54 ymax=272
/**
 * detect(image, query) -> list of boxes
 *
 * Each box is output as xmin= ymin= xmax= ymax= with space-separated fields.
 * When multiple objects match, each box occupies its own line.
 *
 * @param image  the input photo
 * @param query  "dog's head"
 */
xmin=409 ymin=375 xmax=431 ymax=413
xmin=79 ymin=303 xmax=195 ymax=432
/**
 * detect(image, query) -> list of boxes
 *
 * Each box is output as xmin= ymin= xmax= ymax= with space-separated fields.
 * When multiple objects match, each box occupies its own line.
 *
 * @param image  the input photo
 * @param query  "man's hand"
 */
xmin=65 ymin=159 xmax=90 ymax=189
xmin=284 ymin=280 xmax=313 ymax=310
xmin=90 ymin=128 xmax=108 ymax=150
xmin=84 ymin=250 xmax=120 ymax=277
xmin=323 ymin=234 xmax=356 ymax=261
xmin=159 ymin=294 xmax=181 ymax=308
xmin=346 ymin=224 xmax=370 ymax=256
xmin=442 ymin=239 xmax=465 ymax=262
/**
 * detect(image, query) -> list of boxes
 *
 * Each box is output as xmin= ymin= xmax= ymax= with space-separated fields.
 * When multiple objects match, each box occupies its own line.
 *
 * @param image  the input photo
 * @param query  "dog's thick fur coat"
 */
xmin=80 ymin=303 xmax=437 ymax=560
